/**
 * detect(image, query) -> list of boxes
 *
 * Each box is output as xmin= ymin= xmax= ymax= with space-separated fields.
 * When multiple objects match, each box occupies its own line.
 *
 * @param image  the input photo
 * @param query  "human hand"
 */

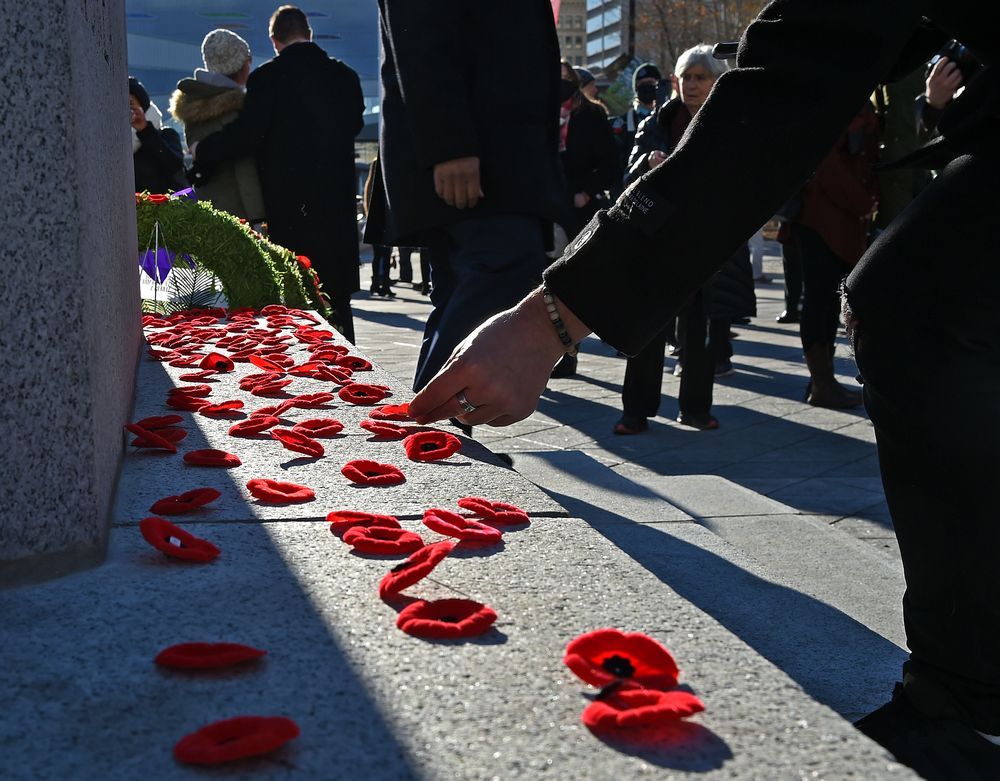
xmin=648 ymin=150 xmax=668 ymax=169
xmin=926 ymin=57 xmax=963 ymax=109
xmin=130 ymin=104 xmax=148 ymax=132
xmin=573 ymin=191 xmax=591 ymax=209
xmin=433 ymin=156 xmax=483 ymax=209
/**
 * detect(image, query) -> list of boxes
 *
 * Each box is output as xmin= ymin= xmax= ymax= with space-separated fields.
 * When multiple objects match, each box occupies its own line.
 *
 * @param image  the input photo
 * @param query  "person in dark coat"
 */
xmin=191 ymin=6 xmax=364 ymax=342
xmin=610 ymin=62 xmax=662 ymax=198
xmin=411 ymin=7 xmax=1000 ymax=777
xmin=129 ymin=77 xmax=185 ymax=194
xmin=366 ymin=0 xmax=572 ymax=392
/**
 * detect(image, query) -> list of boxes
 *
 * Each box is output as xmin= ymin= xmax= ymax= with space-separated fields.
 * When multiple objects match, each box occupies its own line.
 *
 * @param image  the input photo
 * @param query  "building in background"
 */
xmin=586 ymin=0 xmax=634 ymax=72
xmin=556 ymin=0 xmax=587 ymax=66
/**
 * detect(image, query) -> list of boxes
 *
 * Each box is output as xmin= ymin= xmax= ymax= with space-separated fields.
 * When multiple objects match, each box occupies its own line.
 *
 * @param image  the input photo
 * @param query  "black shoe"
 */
xmin=714 ymin=360 xmax=735 ymax=378
xmin=613 ymin=415 xmax=648 ymax=435
xmin=419 ymin=282 xmax=431 ymax=295
xmin=676 ymin=413 xmax=719 ymax=430
xmin=550 ymin=353 xmax=578 ymax=378
xmin=775 ymin=309 xmax=800 ymax=324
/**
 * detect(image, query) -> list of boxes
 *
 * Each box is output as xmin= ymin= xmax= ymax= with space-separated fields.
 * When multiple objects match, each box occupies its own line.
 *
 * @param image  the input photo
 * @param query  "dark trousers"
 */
xmin=781 ymin=231 xmax=803 ymax=312
xmin=327 ymin=292 xmax=355 ymax=344
xmin=372 ymin=245 xmax=392 ymax=280
xmin=413 ymin=215 xmax=546 ymax=391
xmin=846 ymin=151 xmax=1000 ymax=732
xmin=397 ymin=247 xmax=428 ymax=284
xmin=795 ymin=223 xmax=848 ymax=351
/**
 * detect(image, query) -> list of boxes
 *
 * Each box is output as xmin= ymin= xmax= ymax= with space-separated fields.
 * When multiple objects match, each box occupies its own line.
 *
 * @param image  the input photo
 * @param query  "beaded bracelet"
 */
xmin=541 ymin=286 xmax=579 ymax=356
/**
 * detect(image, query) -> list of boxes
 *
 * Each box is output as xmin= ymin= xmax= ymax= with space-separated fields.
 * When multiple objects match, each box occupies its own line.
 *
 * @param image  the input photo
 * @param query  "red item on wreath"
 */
xmin=403 ymin=431 xmax=462 ymax=462
xmin=271 ymin=428 xmax=324 ymax=458
xmin=396 ymin=598 xmax=498 ymax=639
xmin=124 ymin=423 xmax=177 ymax=454
xmin=150 ymin=487 xmax=222 ymax=515
xmin=342 ymin=525 xmax=425 ymax=555
xmin=338 ymin=383 xmax=390 ymax=405
xmin=287 ymin=392 xmax=335 ymax=409
xmin=327 ymin=510 xmax=400 ymax=535
xmin=359 ymin=419 xmax=408 ymax=439
xmin=198 ymin=400 xmax=245 ymax=416
xmin=335 ymin=355 xmax=372 ymax=371
xmin=173 ymin=715 xmax=300 ymax=765
xmin=457 ymin=497 xmax=530 ymax=526
xmin=228 ymin=416 xmax=280 ymax=437
xmin=341 ymin=459 xmax=405 ymax=486
xmin=178 ymin=369 xmax=218 ymax=382
xmin=368 ymin=403 xmax=411 ymax=421
xmin=377 ymin=540 xmax=455 ymax=599
xmin=563 ymin=629 xmax=680 ymax=690
xmin=249 ymin=354 xmax=286 ymax=373
xmin=246 ymin=478 xmax=315 ymax=504
xmin=139 ymin=516 xmax=220 ymax=563
xmin=291 ymin=418 xmax=343 ymax=438
xmin=199 ymin=352 xmax=235 ymax=372
xmin=131 ymin=426 xmax=187 ymax=448
xmin=422 ymin=507 xmax=502 ymax=544
xmin=135 ymin=414 xmax=184 ymax=430
xmin=168 ymin=384 xmax=213 ymax=398
xmin=184 ymin=449 xmax=242 ymax=468
xmin=155 ymin=642 xmax=267 ymax=670
xmin=581 ymin=687 xmax=705 ymax=730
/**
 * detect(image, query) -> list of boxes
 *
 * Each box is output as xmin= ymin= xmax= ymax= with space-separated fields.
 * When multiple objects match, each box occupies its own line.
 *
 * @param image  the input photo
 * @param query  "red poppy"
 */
xmin=422 ymin=507 xmax=502 ymax=544
xmin=139 ymin=516 xmax=220 ymax=563
xmin=166 ymin=396 xmax=208 ymax=411
xmin=198 ymin=400 xmax=245 ymax=416
xmin=564 ymin=629 xmax=680 ymax=690
xmin=124 ymin=423 xmax=177 ymax=454
xmin=246 ymin=478 xmax=315 ymax=504
xmin=342 ymin=525 xmax=425 ymax=555
xmin=147 ymin=193 xmax=169 ymax=204
xmin=335 ymin=355 xmax=372 ymax=371
xmin=147 ymin=348 xmax=179 ymax=362
xmin=150 ymin=487 xmax=221 ymax=515
xmin=168 ymin=355 xmax=204 ymax=367
xmin=289 ymin=308 xmax=319 ymax=324
xmin=457 ymin=497 xmax=530 ymax=526
xmin=230 ymin=347 xmax=260 ymax=362
xmin=327 ymin=510 xmax=400 ymax=535
xmin=199 ymin=352 xmax=235 ymax=372
xmin=155 ymin=642 xmax=266 ymax=669
xmin=341 ymin=459 xmax=405 ymax=486
xmin=338 ymin=383 xmax=390 ymax=405
xmin=178 ymin=369 xmax=218 ymax=382
xmin=134 ymin=414 xmax=184 ymax=430
xmin=396 ymin=598 xmax=498 ymax=639
xmin=403 ymin=431 xmax=462 ymax=462
xmin=173 ymin=715 xmax=300 ymax=765
xmin=291 ymin=418 xmax=343 ymax=438
xmin=295 ymin=254 xmax=312 ymax=269
xmin=313 ymin=365 xmax=354 ymax=384
xmin=581 ymin=688 xmax=705 ymax=730
xmin=368 ymin=403 xmax=411 ymax=421
xmin=287 ymin=392 xmax=335 ymax=409
xmin=249 ymin=354 xmax=285 ymax=373
xmin=184 ymin=449 xmax=242 ymax=468
xmin=308 ymin=343 xmax=349 ymax=356
xmin=252 ymin=401 xmax=295 ymax=418
xmin=377 ymin=540 xmax=455 ymax=599
xmin=261 ymin=304 xmax=288 ymax=315
xmin=168 ymin=384 xmax=213 ymax=398
xmin=131 ymin=426 xmax=188 ymax=447
xmin=239 ymin=372 xmax=279 ymax=390
xmin=359 ymin=419 xmax=408 ymax=439
xmin=271 ymin=428 xmax=324 ymax=458
xmin=250 ymin=378 xmax=294 ymax=397
xmin=228 ymin=415 xmax=280 ymax=437
xmin=261 ymin=352 xmax=295 ymax=369
xmin=288 ymin=361 xmax=325 ymax=377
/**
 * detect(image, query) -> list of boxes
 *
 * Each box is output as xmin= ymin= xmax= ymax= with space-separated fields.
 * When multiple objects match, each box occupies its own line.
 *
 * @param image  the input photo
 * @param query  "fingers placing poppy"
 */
xmin=178 ymin=369 xmax=218 ymax=382
xmin=368 ymin=403 xmax=411 ymax=421
xmin=291 ymin=418 xmax=344 ymax=438
xmin=335 ymin=355 xmax=372 ymax=371
xmin=271 ymin=428 xmax=324 ymax=459
xmin=457 ymin=497 xmax=530 ymax=526
xmin=287 ymin=392 xmax=335 ymax=409
xmin=422 ymin=507 xmax=503 ymax=545
xmin=342 ymin=525 xmax=425 ymax=555
xmin=228 ymin=416 xmax=280 ymax=437
xmin=327 ymin=510 xmax=401 ymax=535
xmin=184 ymin=449 xmax=242 ymax=468
xmin=341 ymin=459 xmax=405 ymax=486
xmin=403 ymin=431 xmax=462 ymax=462
xmin=377 ymin=540 xmax=455 ymax=600
xmin=359 ymin=419 xmax=409 ymax=439
xmin=124 ymin=423 xmax=177 ymax=454
xmin=168 ymin=384 xmax=213 ymax=398
xmin=564 ymin=629 xmax=680 ymax=690
xmin=139 ymin=516 xmax=220 ymax=563
xmin=396 ymin=598 xmax=498 ymax=639
xmin=173 ymin=715 xmax=300 ymax=765
xmin=581 ymin=688 xmax=705 ymax=730
xmin=134 ymin=414 xmax=184 ymax=430
xmin=155 ymin=642 xmax=266 ymax=669
xmin=199 ymin=352 xmax=235 ymax=372
xmin=250 ymin=379 xmax=294 ymax=397
xmin=198 ymin=400 xmax=245 ymax=417
xmin=246 ymin=478 xmax=315 ymax=504
xmin=150 ymin=487 xmax=222 ymax=515
xmin=249 ymin=354 xmax=286 ymax=373
xmin=338 ymin=383 xmax=390 ymax=405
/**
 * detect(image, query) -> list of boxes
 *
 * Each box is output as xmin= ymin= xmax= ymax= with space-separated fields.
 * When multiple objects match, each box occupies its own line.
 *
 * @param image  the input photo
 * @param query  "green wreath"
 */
xmin=136 ymin=192 xmax=331 ymax=316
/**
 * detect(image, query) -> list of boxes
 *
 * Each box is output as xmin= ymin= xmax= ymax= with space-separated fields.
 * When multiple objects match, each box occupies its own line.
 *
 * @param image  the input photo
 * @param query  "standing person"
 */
xmin=129 ymin=77 xmax=185 ymax=194
xmin=169 ymin=30 xmax=265 ymax=224
xmin=363 ymin=160 xmax=396 ymax=298
xmin=610 ymin=62 xmax=661 ymax=197
xmin=366 ymin=0 xmax=571 ymax=392
xmin=410 ymin=7 xmax=1000 ymax=778
xmin=191 ymin=5 xmax=364 ymax=342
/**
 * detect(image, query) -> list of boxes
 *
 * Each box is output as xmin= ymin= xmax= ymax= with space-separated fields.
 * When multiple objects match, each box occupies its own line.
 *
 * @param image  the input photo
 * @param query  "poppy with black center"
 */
xmin=564 ymin=628 xmax=680 ymax=690
xmin=402 ymin=431 xmax=462 ymax=462
xmin=341 ymin=459 xmax=405 ymax=486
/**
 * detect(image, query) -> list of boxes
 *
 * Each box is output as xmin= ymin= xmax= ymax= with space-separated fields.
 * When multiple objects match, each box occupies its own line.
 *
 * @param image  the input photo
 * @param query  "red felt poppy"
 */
xmin=457 ymin=497 xmax=530 ymax=526
xmin=252 ymin=402 xmax=295 ymax=418
xmin=199 ymin=352 xmax=235 ymax=372
xmin=139 ymin=516 xmax=220 ymax=563
xmin=198 ymin=400 xmax=245 ymax=416
xmin=166 ymin=396 xmax=207 ymax=411
xmin=291 ymin=418 xmax=343 ymax=438
xmin=341 ymin=459 xmax=405 ymax=486
xmin=307 ymin=343 xmax=348 ymax=356
xmin=230 ymin=347 xmax=260 ymax=363
xmin=134 ymin=414 xmax=184 ymax=430
xmin=396 ymin=598 xmax=498 ymax=639
xmin=289 ymin=308 xmax=319 ymax=324
xmin=581 ymin=688 xmax=705 ymax=730
xmin=248 ymin=354 xmax=285 ymax=373
xmin=271 ymin=428 xmax=324 ymax=458
xmin=250 ymin=379 xmax=293 ymax=397
xmin=294 ymin=327 xmax=335 ymax=343
xmin=260 ymin=352 xmax=295 ymax=368
xmin=184 ymin=449 xmax=242 ymax=468
xmin=168 ymin=355 xmax=204 ymax=367
xmin=377 ymin=540 xmax=455 ymax=599
xmin=147 ymin=193 xmax=169 ymax=204
xmin=173 ymin=715 xmax=300 ymax=765
xmin=342 ymin=525 xmax=424 ymax=555
xmin=422 ymin=507 xmax=502 ymax=544
xmin=149 ymin=487 xmax=222 ymax=515
xmin=359 ymin=419 xmax=408 ymax=439
xmin=246 ymin=478 xmax=315 ymax=504
xmin=326 ymin=510 xmax=400 ymax=535
xmin=155 ymin=642 xmax=267 ymax=670
xmin=168 ymin=384 xmax=213 ymax=398
xmin=338 ymin=383 xmax=390 ymax=405
xmin=368 ymin=403 xmax=411 ymax=421
xmin=288 ymin=361 xmax=326 ymax=378
xmin=287 ymin=392 xmax=335 ymax=409
xmin=178 ymin=369 xmax=218 ymax=382
xmin=228 ymin=416 xmax=280 ymax=437
xmin=131 ymin=427 xmax=187 ymax=447
xmin=124 ymin=423 xmax=177 ymax=454
xmin=147 ymin=348 xmax=179 ymax=362
xmin=239 ymin=372 xmax=281 ymax=391
xmin=335 ymin=355 xmax=372 ymax=371
xmin=295 ymin=254 xmax=312 ymax=269
xmin=312 ymin=365 xmax=353 ymax=384
xmin=403 ymin=431 xmax=462 ymax=462
xmin=564 ymin=629 xmax=680 ymax=690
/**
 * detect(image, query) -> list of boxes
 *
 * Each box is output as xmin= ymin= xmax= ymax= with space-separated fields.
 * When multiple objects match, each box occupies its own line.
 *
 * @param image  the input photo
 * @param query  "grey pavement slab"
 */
xmin=764 ymin=477 xmax=887 ymax=519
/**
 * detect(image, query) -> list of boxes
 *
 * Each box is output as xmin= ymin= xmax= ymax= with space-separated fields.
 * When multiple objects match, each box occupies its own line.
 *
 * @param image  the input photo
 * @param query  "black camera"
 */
xmin=930 ymin=39 xmax=981 ymax=83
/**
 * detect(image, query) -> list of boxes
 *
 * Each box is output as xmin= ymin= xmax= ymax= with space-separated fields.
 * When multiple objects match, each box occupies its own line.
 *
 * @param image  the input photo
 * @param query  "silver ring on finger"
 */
xmin=456 ymin=390 xmax=478 ymax=414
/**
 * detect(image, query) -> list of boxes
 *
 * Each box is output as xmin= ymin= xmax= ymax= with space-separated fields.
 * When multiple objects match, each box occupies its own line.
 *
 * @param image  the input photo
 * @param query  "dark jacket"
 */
xmin=195 ymin=42 xmax=364 ymax=294
xmin=624 ymin=98 xmax=689 ymax=187
xmin=610 ymin=104 xmax=654 ymax=195
xmin=545 ymin=4 xmax=996 ymax=355
xmin=133 ymin=124 xmax=185 ymax=194
xmin=561 ymin=98 xmax=618 ymax=232
xmin=366 ymin=0 xmax=572 ymax=247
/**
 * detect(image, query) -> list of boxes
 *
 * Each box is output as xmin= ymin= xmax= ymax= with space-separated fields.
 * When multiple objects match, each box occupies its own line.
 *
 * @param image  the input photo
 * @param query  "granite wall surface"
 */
xmin=0 ymin=0 xmax=138 ymax=584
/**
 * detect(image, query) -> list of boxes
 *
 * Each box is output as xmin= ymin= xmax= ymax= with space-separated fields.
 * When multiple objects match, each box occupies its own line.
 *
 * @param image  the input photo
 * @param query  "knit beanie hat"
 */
xmin=128 ymin=77 xmax=150 ymax=111
xmin=574 ymin=67 xmax=596 ymax=88
xmin=632 ymin=62 xmax=663 ymax=90
xmin=202 ymin=29 xmax=251 ymax=76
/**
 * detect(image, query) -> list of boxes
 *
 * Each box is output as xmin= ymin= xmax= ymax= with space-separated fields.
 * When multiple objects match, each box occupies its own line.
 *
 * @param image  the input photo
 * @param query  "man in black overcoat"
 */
xmin=366 ymin=0 xmax=572 ymax=391
xmin=193 ymin=6 xmax=364 ymax=342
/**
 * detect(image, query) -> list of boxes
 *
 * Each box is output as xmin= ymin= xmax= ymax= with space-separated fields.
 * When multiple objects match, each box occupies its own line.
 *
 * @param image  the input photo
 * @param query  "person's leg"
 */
xmin=370 ymin=246 xmax=394 ymax=296
xmin=710 ymin=317 xmax=733 ymax=375
xmin=327 ymin=292 xmax=355 ymax=344
xmin=617 ymin=329 xmax=669 ymax=432
xmin=677 ymin=291 xmax=717 ymax=427
xmin=778 ymin=230 xmax=803 ymax=322
xmin=398 ymin=247 xmax=414 ymax=283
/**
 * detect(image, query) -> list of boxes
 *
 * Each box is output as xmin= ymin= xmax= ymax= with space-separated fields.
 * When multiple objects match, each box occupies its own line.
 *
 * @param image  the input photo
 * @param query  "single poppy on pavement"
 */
xmin=581 ymin=687 xmax=705 ymax=730
xmin=178 ymin=369 xmax=218 ymax=382
xmin=457 ymin=497 xmax=530 ymax=526
xmin=359 ymin=419 xmax=408 ymax=439
xmin=338 ymin=383 xmax=390 ymax=405
xmin=378 ymin=540 xmax=455 ymax=600
xmin=342 ymin=525 xmax=425 ymax=555
xmin=271 ymin=428 xmax=324 ymax=458
xmin=135 ymin=414 xmax=184 ymax=430
xmin=173 ymin=715 xmax=300 ymax=765
xmin=199 ymin=352 xmax=235 ymax=372
xmin=155 ymin=642 xmax=267 ymax=669
xmin=396 ymin=598 xmax=498 ymax=639
xmin=168 ymin=355 xmax=204 ymax=367
xmin=335 ymin=355 xmax=372 ymax=371
xmin=249 ymin=354 xmax=286 ymax=373
xmin=287 ymin=392 xmax=335 ymax=409
xmin=147 ymin=348 xmax=179 ymax=362
xmin=124 ymin=423 xmax=177 ymax=454
xmin=252 ymin=401 xmax=295 ymax=417
xmin=308 ymin=343 xmax=348 ymax=356
xmin=246 ymin=478 xmax=315 ymax=504
xmin=313 ymin=365 xmax=354 ymax=384
xmin=250 ymin=378 xmax=293 ymax=397
xmin=291 ymin=418 xmax=344 ymax=438
xmin=423 ymin=507 xmax=502 ymax=544
xmin=184 ymin=449 xmax=242 ymax=468
xmin=288 ymin=361 xmax=325 ymax=378
xmin=167 ymin=396 xmax=208 ymax=411
xmin=368 ymin=403 xmax=411 ymax=421
xmin=228 ymin=416 xmax=280 ymax=437
xmin=327 ymin=510 xmax=400 ymax=535
xmin=139 ymin=516 xmax=220 ymax=563
xmin=150 ymin=487 xmax=221 ymax=515
xmin=260 ymin=352 xmax=295 ymax=369
xmin=131 ymin=426 xmax=187 ymax=448
xmin=564 ymin=629 xmax=680 ymax=690
xmin=168 ymin=384 xmax=213 ymax=398
xmin=198 ymin=400 xmax=245 ymax=416
xmin=403 ymin=431 xmax=462 ymax=462
xmin=341 ymin=459 xmax=405 ymax=486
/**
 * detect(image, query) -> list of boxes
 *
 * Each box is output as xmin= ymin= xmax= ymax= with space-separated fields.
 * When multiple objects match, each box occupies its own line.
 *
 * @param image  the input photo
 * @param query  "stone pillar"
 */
xmin=0 ymin=0 xmax=138 ymax=586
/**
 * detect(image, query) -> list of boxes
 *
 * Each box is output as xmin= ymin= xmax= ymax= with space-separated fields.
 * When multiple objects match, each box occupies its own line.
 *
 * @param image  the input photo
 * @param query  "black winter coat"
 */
xmin=561 ymin=99 xmax=618 ymax=232
xmin=195 ymin=42 xmax=365 ymax=295
xmin=133 ymin=125 xmax=185 ymax=194
xmin=366 ymin=0 xmax=572 ymax=247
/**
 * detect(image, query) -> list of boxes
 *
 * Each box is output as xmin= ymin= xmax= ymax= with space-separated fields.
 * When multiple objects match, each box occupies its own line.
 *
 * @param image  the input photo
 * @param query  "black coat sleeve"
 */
xmin=624 ymin=114 xmax=661 ymax=187
xmin=544 ymin=0 xmax=923 ymax=355
xmin=136 ymin=124 xmax=184 ymax=179
xmin=196 ymin=69 xmax=275 ymax=163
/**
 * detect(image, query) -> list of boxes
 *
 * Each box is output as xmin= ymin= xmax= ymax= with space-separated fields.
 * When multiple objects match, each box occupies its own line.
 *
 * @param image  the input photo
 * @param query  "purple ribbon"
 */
xmin=171 ymin=187 xmax=198 ymax=201
xmin=139 ymin=247 xmax=175 ymax=283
